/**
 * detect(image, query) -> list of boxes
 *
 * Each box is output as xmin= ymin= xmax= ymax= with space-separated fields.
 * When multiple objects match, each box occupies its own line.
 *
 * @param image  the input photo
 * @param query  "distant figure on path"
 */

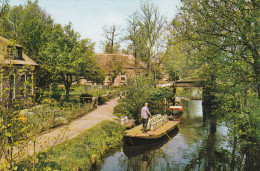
xmin=141 ymin=103 xmax=152 ymax=133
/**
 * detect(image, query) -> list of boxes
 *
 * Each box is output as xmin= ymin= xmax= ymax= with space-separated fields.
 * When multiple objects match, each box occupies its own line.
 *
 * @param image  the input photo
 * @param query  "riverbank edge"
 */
xmin=17 ymin=120 xmax=125 ymax=170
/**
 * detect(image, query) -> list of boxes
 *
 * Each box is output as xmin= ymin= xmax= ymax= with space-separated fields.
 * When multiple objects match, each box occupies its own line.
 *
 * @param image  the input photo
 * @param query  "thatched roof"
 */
xmin=95 ymin=53 xmax=145 ymax=70
xmin=0 ymin=36 xmax=38 ymax=66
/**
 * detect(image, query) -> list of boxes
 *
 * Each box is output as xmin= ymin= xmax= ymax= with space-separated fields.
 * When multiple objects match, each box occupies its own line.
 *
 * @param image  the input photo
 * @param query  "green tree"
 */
xmin=0 ymin=1 xmax=55 ymax=88
xmin=0 ymin=0 xmax=8 ymax=17
xmin=118 ymin=76 xmax=156 ymax=120
xmin=0 ymin=1 xmax=53 ymax=59
xmin=40 ymin=23 xmax=103 ymax=100
xmin=172 ymin=0 xmax=260 ymax=100
xmin=171 ymin=0 xmax=260 ymax=142
xmin=106 ymin=55 xmax=125 ymax=84
xmin=165 ymin=23 xmax=199 ymax=80
xmin=0 ymin=1 xmax=104 ymax=92
xmin=126 ymin=1 xmax=167 ymax=78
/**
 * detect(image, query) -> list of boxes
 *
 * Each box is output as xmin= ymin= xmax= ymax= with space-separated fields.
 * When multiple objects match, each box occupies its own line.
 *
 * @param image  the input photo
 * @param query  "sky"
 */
xmin=9 ymin=0 xmax=181 ymax=53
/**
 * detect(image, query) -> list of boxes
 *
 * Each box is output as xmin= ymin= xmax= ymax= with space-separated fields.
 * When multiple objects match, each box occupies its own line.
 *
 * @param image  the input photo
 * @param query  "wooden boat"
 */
xmin=168 ymin=113 xmax=183 ymax=121
xmin=167 ymin=106 xmax=184 ymax=121
xmin=168 ymin=106 xmax=183 ymax=113
xmin=123 ymin=128 xmax=179 ymax=157
xmin=123 ymin=120 xmax=180 ymax=145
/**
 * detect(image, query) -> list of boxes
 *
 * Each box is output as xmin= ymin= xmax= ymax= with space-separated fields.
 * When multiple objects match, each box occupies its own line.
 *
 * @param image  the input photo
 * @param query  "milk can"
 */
xmin=120 ymin=117 xmax=126 ymax=125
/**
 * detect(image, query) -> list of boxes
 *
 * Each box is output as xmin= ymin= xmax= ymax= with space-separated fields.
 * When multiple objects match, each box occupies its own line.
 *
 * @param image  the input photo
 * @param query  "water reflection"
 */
xmin=99 ymin=100 xmax=260 ymax=171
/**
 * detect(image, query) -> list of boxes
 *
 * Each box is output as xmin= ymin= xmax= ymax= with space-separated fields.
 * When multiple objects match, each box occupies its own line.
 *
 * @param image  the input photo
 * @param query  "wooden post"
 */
xmin=164 ymin=98 xmax=167 ymax=112
xmin=172 ymin=82 xmax=176 ymax=105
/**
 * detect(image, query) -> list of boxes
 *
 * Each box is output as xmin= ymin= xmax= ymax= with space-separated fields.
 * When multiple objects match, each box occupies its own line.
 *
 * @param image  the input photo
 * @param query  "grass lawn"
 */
xmin=42 ymin=85 xmax=111 ymax=99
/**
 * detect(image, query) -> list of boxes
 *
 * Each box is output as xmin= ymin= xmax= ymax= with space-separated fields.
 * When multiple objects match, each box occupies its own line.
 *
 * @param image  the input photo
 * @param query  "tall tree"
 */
xmin=171 ymin=0 xmax=260 ymax=142
xmin=0 ymin=1 xmax=54 ymax=59
xmin=101 ymin=24 xmax=121 ymax=54
xmin=40 ymin=23 xmax=103 ymax=100
xmin=172 ymin=0 xmax=260 ymax=100
xmin=125 ymin=11 xmax=142 ymax=73
xmin=0 ymin=1 xmax=104 ymax=91
xmin=126 ymin=2 xmax=167 ymax=79
xmin=0 ymin=1 xmax=55 ymax=87
xmin=163 ymin=42 xmax=197 ymax=80
xmin=0 ymin=0 xmax=8 ymax=17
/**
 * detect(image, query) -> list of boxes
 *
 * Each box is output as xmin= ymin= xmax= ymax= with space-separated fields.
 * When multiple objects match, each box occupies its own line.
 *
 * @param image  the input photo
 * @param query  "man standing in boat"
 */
xmin=141 ymin=103 xmax=152 ymax=133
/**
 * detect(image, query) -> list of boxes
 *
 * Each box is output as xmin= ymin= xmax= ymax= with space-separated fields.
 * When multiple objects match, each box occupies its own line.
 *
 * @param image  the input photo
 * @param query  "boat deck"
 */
xmin=124 ymin=120 xmax=180 ymax=139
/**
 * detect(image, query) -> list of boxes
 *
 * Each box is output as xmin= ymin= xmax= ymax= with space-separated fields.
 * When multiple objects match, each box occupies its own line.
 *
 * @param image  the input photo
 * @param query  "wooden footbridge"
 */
xmin=158 ymin=78 xmax=203 ymax=88
xmin=176 ymin=78 xmax=203 ymax=87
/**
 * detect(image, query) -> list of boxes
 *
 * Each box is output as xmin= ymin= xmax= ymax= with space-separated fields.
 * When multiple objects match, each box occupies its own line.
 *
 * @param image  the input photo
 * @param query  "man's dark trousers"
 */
xmin=142 ymin=119 xmax=149 ymax=132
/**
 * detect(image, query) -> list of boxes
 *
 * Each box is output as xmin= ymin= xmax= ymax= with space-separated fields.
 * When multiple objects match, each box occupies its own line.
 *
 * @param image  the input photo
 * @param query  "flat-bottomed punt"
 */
xmin=123 ymin=127 xmax=179 ymax=157
xmin=124 ymin=120 xmax=180 ymax=145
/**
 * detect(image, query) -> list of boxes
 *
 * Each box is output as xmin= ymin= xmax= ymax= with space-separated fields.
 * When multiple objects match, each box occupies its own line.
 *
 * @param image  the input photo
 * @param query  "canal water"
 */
xmin=98 ymin=100 xmax=259 ymax=171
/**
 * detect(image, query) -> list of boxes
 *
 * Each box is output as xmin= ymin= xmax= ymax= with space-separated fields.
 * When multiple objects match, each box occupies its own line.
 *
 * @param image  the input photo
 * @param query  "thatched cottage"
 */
xmin=0 ymin=36 xmax=37 ymax=106
xmin=95 ymin=53 xmax=145 ymax=86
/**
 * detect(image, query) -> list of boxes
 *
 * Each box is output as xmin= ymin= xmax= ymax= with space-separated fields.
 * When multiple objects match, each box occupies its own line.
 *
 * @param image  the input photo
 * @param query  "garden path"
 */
xmin=15 ymin=97 xmax=119 ymax=158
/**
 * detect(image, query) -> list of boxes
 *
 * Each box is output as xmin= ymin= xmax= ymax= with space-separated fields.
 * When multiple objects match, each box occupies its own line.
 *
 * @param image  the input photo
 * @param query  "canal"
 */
xmin=98 ymin=100 xmax=259 ymax=170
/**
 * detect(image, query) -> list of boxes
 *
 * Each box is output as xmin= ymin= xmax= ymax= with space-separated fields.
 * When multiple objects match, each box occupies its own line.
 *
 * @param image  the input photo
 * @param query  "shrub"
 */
xmin=114 ymin=76 xmax=175 ymax=121
xmin=113 ymin=103 xmax=131 ymax=118
xmin=150 ymin=87 xmax=172 ymax=102
xmin=98 ymin=94 xmax=109 ymax=105
xmin=119 ymin=76 xmax=157 ymax=120
xmin=51 ymin=91 xmax=62 ymax=100
xmin=41 ymin=98 xmax=58 ymax=106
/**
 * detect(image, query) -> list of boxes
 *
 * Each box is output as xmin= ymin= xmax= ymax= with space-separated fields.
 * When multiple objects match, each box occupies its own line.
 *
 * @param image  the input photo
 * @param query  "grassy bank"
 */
xmin=18 ymin=120 xmax=125 ymax=171
xmin=41 ymin=85 xmax=123 ymax=101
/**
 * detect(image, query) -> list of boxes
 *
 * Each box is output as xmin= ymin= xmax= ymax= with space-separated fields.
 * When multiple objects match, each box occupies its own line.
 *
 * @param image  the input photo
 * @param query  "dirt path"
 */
xmin=15 ymin=97 xmax=119 ymax=158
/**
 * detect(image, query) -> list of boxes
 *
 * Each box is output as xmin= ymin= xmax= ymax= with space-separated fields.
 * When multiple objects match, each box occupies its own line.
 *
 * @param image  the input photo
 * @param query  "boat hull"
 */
xmin=123 ymin=127 xmax=179 ymax=154
xmin=123 ymin=120 xmax=180 ymax=145
xmin=168 ymin=111 xmax=183 ymax=121
xmin=123 ymin=127 xmax=179 ymax=146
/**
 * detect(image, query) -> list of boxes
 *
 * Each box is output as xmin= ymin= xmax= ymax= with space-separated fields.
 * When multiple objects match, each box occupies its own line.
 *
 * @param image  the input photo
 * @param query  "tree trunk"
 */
xmin=231 ymin=136 xmax=237 ymax=170
xmin=172 ymin=83 xmax=176 ymax=105
xmin=64 ymin=75 xmax=72 ymax=101
xmin=147 ymin=62 xmax=150 ymax=75
xmin=210 ymin=115 xmax=217 ymax=134
xmin=252 ymin=49 xmax=260 ymax=100
xmin=111 ymin=76 xmax=117 ymax=85
xmin=65 ymin=84 xmax=70 ymax=101
xmin=134 ymin=50 xmax=137 ymax=74
xmin=154 ymin=64 xmax=157 ymax=87
xmin=253 ymin=61 xmax=260 ymax=100
xmin=257 ymin=83 xmax=260 ymax=101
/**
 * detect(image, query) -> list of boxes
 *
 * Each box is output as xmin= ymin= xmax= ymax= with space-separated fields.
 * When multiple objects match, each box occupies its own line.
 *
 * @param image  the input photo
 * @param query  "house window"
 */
xmin=8 ymin=46 xmax=23 ymax=60
xmin=9 ymin=74 xmax=15 ymax=99
xmin=20 ymin=74 xmax=26 ymax=97
xmin=120 ymin=75 xmax=126 ymax=82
